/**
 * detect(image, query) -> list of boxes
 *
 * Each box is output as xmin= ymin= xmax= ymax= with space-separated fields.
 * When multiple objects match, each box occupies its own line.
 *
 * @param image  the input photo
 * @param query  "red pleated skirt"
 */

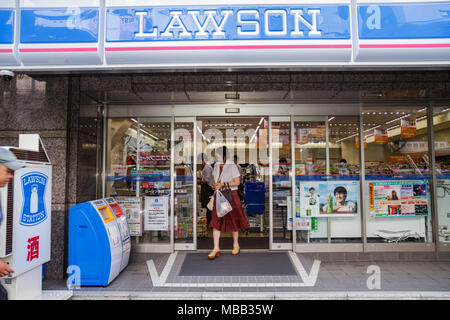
xmin=209 ymin=190 xmax=249 ymax=232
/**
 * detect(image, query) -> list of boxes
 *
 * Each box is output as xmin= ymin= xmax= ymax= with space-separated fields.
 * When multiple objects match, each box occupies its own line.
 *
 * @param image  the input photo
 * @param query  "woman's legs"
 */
xmin=213 ymin=228 xmax=221 ymax=251
xmin=232 ymin=231 xmax=239 ymax=248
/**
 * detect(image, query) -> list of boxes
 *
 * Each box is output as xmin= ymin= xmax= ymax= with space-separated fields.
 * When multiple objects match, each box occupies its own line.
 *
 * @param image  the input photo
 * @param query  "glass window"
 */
xmin=362 ymin=106 xmax=432 ymax=243
xmin=433 ymin=106 xmax=450 ymax=246
xmin=106 ymin=117 xmax=172 ymax=245
xmin=77 ymin=109 xmax=102 ymax=203
xmin=272 ymin=119 xmax=292 ymax=246
xmin=174 ymin=121 xmax=195 ymax=245
xmin=294 ymin=116 xmax=361 ymax=244
xmin=196 ymin=117 xmax=270 ymax=249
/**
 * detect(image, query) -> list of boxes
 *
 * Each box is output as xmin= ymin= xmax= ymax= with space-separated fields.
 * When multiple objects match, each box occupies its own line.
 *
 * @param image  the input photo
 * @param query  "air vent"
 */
xmin=10 ymin=144 xmax=49 ymax=163
xmin=6 ymin=177 xmax=13 ymax=255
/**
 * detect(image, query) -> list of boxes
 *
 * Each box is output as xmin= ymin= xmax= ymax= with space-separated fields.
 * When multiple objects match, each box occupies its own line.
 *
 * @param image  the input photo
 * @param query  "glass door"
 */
xmin=174 ymin=117 xmax=196 ymax=250
xmin=270 ymin=116 xmax=293 ymax=250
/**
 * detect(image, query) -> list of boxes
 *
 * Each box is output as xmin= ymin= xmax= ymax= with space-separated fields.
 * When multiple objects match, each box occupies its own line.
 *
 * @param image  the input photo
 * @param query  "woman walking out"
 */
xmin=208 ymin=146 xmax=249 ymax=260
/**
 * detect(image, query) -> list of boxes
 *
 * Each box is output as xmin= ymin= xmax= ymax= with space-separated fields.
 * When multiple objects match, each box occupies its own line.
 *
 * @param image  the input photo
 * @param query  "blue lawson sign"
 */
xmin=20 ymin=172 xmax=48 ymax=226
xmin=358 ymin=2 xmax=450 ymax=39
xmin=0 ymin=10 xmax=14 ymax=44
xmin=106 ymin=5 xmax=351 ymax=42
xmin=1 ymin=2 xmax=450 ymax=67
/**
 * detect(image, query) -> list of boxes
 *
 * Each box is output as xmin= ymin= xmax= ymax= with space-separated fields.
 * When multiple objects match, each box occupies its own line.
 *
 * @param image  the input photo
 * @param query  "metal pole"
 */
xmin=359 ymin=105 xmax=367 ymax=250
xmin=291 ymin=112 xmax=296 ymax=250
xmin=170 ymin=112 xmax=175 ymax=253
xmin=193 ymin=118 xmax=197 ymax=250
xmin=326 ymin=116 xmax=331 ymax=244
xmin=427 ymin=104 xmax=439 ymax=258
xmin=269 ymin=117 xmax=273 ymax=250
xmin=135 ymin=117 xmax=141 ymax=244
xmin=101 ymin=102 xmax=107 ymax=198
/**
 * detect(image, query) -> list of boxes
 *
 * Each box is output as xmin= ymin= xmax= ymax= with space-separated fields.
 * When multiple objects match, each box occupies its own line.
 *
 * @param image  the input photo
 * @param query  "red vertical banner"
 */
xmin=401 ymin=118 xmax=417 ymax=138
xmin=355 ymin=136 xmax=367 ymax=149
xmin=369 ymin=182 xmax=374 ymax=211
xmin=374 ymin=128 xmax=388 ymax=144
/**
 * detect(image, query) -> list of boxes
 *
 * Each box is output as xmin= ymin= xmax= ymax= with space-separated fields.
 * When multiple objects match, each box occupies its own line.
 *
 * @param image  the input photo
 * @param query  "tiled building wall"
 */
xmin=0 ymin=75 xmax=72 ymax=280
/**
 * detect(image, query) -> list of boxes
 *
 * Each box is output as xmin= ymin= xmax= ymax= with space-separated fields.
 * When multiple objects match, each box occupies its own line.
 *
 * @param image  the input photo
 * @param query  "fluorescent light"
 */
xmin=328 ymin=117 xmax=335 ymax=122
xmin=387 ymin=124 xmax=400 ymax=131
xmin=259 ymin=117 xmax=264 ymax=125
xmin=385 ymin=114 xmax=410 ymax=125
xmin=335 ymin=133 xmax=358 ymax=143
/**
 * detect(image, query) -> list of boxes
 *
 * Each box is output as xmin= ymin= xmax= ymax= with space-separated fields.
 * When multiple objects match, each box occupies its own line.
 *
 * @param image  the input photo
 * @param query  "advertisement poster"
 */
xmin=12 ymin=165 xmax=52 ymax=277
xmin=369 ymin=180 xmax=428 ymax=217
xmin=296 ymin=123 xmax=325 ymax=144
xmin=374 ymin=128 xmax=388 ymax=145
xmin=144 ymin=196 xmax=169 ymax=231
xmin=116 ymin=196 xmax=142 ymax=236
xmin=286 ymin=196 xmax=311 ymax=230
xmin=299 ymin=181 xmax=359 ymax=217
xmin=401 ymin=118 xmax=417 ymax=138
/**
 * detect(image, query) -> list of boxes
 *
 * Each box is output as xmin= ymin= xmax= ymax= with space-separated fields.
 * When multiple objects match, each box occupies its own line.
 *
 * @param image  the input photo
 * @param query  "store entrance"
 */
xmin=196 ymin=117 xmax=270 ymax=250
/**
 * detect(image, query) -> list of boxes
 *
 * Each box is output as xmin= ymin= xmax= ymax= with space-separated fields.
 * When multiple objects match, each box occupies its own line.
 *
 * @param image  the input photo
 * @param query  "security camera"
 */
xmin=0 ymin=70 xmax=15 ymax=81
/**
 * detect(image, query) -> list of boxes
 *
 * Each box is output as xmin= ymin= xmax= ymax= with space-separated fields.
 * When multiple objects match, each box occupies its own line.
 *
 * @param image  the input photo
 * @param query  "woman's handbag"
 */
xmin=221 ymin=184 xmax=233 ymax=203
xmin=218 ymin=165 xmax=233 ymax=202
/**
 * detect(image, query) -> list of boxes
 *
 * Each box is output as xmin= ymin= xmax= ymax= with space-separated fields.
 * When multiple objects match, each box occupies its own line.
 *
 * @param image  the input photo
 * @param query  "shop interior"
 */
xmin=102 ymin=104 xmax=449 ymax=249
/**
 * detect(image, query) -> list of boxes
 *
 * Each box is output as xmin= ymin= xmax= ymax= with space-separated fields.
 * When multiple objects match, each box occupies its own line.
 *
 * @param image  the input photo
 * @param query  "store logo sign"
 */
xmin=20 ymin=172 xmax=48 ymax=226
xmin=106 ymin=5 xmax=351 ymax=42
xmin=134 ymin=9 xmax=321 ymax=40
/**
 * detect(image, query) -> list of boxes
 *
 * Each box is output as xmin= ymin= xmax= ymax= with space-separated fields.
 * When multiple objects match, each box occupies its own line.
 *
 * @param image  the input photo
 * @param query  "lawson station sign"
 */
xmin=0 ymin=1 xmax=449 ymax=68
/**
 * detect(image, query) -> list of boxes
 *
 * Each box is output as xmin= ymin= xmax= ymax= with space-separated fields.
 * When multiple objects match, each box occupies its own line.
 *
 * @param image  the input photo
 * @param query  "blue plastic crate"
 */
xmin=245 ymin=191 xmax=265 ymax=204
xmin=244 ymin=182 xmax=266 ymax=192
xmin=244 ymin=182 xmax=266 ymax=205
xmin=246 ymin=204 xmax=265 ymax=215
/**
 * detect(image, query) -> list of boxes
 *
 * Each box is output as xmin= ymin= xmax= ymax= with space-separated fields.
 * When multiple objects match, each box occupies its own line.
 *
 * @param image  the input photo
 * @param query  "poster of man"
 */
xmin=299 ymin=181 xmax=359 ymax=217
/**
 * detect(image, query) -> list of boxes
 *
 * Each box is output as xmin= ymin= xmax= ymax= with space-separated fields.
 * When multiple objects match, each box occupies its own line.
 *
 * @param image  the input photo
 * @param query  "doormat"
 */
xmin=178 ymin=252 xmax=297 ymax=276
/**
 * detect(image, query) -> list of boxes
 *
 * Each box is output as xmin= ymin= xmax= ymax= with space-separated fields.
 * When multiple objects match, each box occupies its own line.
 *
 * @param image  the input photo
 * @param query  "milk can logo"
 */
xmin=20 ymin=172 xmax=48 ymax=226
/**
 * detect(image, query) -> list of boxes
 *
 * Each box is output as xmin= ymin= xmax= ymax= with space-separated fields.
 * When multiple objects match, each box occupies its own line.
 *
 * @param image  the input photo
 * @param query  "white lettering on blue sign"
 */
xmin=237 ymin=10 xmax=259 ymax=36
xmin=20 ymin=172 xmax=48 ymax=226
xmin=135 ymin=11 xmax=157 ymax=38
xmin=366 ymin=5 xmax=381 ymax=30
xmin=291 ymin=9 xmax=321 ymax=37
xmin=133 ymin=8 xmax=323 ymax=40
xmin=188 ymin=10 xmax=233 ymax=38
xmin=161 ymin=11 xmax=191 ymax=39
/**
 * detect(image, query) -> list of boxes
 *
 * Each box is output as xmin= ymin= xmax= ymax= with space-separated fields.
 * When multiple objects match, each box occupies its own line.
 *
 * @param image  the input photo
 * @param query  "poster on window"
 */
xmin=286 ymin=196 xmax=311 ymax=230
xmin=116 ymin=196 xmax=142 ymax=236
xmin=298 ymin=181 xmax=359 ymax=217
xmin=144 ymin=196 xmax=169 ymax=231
xmin=368 ymin=180 xmax=428 ymax=217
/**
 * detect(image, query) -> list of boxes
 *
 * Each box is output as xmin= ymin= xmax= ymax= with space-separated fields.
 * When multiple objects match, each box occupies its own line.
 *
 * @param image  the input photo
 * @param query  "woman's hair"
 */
xmin=215 ymin=146 xmax=228 ymax=161
xmin=334 ymin=186 xmax=347 ymax=196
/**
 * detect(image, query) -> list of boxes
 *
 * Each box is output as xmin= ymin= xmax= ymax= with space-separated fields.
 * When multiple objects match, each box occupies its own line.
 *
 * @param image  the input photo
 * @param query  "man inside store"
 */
xmin=233 ymin=155 xmax=244 ymax=201
xmin=0 ymin=148 xmax=25 ymax=300
xmin=199 ymin=153 xmax=214 ymax=227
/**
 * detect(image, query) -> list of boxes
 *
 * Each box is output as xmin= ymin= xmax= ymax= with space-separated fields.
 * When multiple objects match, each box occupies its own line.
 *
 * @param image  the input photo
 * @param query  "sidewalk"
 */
xmin=42 ymin=251 xmax=450 ymax=300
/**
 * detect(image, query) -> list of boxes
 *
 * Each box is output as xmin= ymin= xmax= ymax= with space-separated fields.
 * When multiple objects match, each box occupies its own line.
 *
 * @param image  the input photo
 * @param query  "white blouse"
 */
xmin=212 ymin=162 xmax=241 ymax=191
